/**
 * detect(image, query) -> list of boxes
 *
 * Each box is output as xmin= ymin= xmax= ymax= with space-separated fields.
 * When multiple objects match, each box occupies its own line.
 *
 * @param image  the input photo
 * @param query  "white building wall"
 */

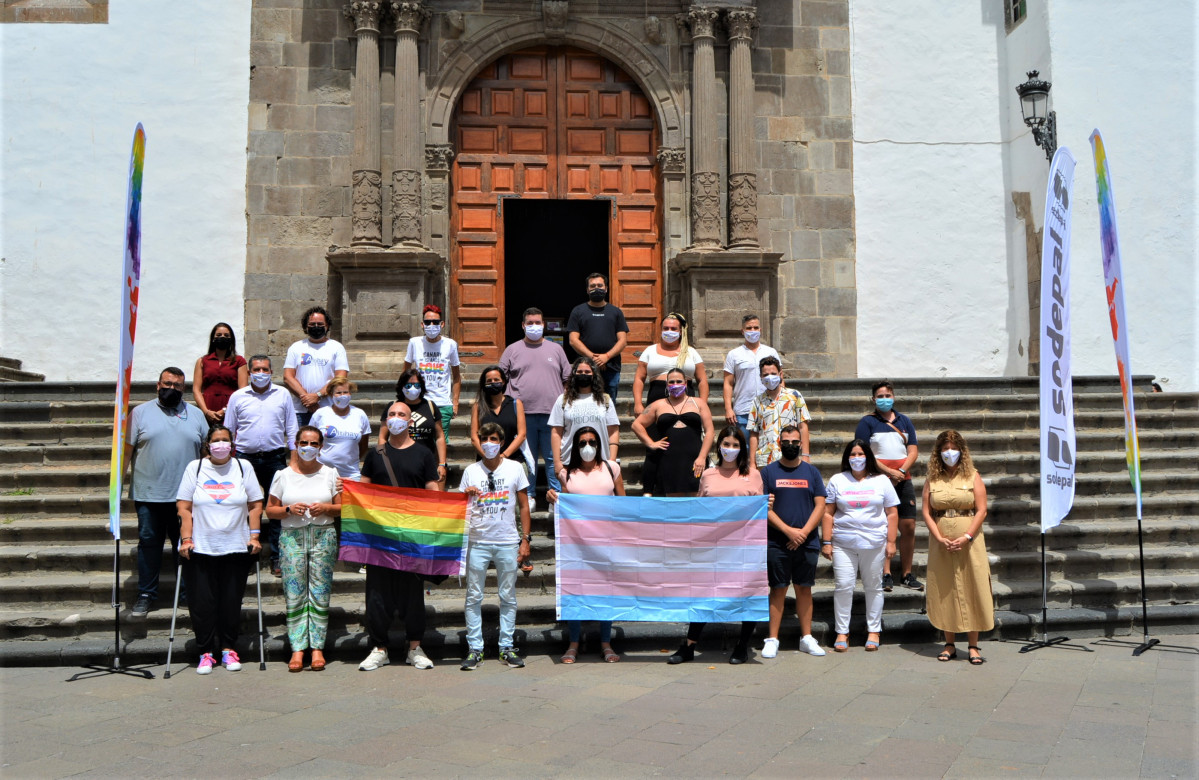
xmin=0 ymin=0 xmax=251 ymax=381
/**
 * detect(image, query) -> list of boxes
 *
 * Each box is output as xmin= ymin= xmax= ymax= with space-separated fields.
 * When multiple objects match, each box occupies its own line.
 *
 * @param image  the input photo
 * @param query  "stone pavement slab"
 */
xmin=1 ymin=636 xmax=1196 ymax=778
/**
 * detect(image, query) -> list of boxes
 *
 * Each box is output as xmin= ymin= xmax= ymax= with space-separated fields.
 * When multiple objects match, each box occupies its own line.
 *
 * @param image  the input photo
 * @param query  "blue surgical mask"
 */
xmin=875 ymin=397 xmax=894 ymax=413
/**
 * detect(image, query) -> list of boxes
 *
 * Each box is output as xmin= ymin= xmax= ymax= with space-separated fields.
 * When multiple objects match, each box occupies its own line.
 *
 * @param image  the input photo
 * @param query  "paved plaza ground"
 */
xmin=1 ymin=634 xmax=1195 ymax=778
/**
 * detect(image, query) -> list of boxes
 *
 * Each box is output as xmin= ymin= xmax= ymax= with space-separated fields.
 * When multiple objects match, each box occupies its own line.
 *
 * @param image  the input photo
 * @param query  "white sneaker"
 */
xmin=799 ymin=635 xmax=826 ymax=656
xmin=761 ymin=638 xmax=780 ymax=658
xmin=359 ymin=647 xmax=390 ymax=671
xmin=406 ymin=646 xmax=434 ymax=670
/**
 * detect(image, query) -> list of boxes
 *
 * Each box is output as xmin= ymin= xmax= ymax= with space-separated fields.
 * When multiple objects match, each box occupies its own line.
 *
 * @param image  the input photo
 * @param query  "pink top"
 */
xmin=559 ymin=461 xmax=622 ymax=497
xmin=698 ymin=467 xmax=764 ymax=498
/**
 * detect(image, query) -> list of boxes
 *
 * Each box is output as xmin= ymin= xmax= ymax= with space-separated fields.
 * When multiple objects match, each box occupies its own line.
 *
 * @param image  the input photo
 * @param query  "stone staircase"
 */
xmin=0 ymin=357 xmax=45 ymax=383
xmin=1 ymin=375 xmax=1196 ymax=666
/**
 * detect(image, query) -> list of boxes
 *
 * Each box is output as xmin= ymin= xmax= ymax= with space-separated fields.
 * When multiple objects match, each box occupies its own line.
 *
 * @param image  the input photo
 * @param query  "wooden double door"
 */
xmin=451 ymin=46 xmax=662 ymax=361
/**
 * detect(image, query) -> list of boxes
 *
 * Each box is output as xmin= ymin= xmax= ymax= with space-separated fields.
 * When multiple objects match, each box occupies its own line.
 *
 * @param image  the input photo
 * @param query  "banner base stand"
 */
xmin=68 ymin=539 xmax=156 ymax=682
xmin=1092 ymin=636 xmax=1199 ymax=657
xmin=69 ymin=662 xmax=156 ymax=682
xmin=1017 ymin=635 xmax=1087 ymax=653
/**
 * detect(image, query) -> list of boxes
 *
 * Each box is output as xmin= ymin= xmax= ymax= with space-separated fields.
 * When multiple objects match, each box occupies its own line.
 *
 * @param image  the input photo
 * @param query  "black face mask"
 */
xmin=483 ymin=383 xmax=504 ymax=396
xmin=307 ymin=325 xmax=327 ymax=340
xmin=212 ymin=336 xmax=232 ymax=351
xmin=158 ymin=387 xmax=183 ymax=408
xmin=588 ymin=289 xmax=607 ymax=302
xmin=779 ymin=442 xmax=801 ymax=461
xmin=573 ymin=374 xmax=593 ymax=390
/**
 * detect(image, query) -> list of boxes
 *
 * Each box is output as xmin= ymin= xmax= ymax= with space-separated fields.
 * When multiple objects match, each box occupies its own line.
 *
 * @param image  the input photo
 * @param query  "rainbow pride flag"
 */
xmin=339 ymin=481 xmax=468 ymax=576
xmin=556 ymin=494 xmax=769 ymax=623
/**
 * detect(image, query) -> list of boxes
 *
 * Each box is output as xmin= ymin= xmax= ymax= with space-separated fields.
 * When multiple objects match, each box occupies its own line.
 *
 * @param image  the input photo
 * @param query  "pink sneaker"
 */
xmin=197 ymin=653 xmax=215 ymax=675
xmin=221 ymin=650 xmax=242 ymax=671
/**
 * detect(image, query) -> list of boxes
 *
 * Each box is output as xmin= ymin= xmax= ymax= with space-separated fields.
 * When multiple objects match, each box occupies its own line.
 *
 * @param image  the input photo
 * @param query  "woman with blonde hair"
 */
xmin=921 ymin=429 xmax=993 ymax=665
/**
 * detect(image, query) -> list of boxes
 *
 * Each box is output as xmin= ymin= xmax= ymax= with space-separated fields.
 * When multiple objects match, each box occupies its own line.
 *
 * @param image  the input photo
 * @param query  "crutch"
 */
xmin=254 ymin=557 xmax=267 ymax=670
xmin=163 ymin=561 xmax=184 ymax=679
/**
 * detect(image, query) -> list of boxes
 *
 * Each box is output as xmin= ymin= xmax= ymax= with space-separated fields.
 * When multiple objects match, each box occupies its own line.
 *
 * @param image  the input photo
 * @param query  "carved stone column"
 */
xmin=345 ymin=2 xmax=384 ymax=247
xmin=686 ymin=6 xmax=723 ymax=250
xmin=390 ymin=1 xmax=429 ymax=247
xmin=726 ymin=8 xmax=759 ymax=250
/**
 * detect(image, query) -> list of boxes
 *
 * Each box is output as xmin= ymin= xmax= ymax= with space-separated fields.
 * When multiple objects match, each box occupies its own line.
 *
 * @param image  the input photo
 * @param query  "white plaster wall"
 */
xmin=0 ymin=0 xmax=251 ymax=381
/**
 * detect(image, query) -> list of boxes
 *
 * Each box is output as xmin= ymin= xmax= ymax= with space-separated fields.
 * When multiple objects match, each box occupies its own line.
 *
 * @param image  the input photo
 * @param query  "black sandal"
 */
xmin=937 ymin=644 xmax=957 ymax=662
xmin=968 ymin=646 xmax=986 ymax=665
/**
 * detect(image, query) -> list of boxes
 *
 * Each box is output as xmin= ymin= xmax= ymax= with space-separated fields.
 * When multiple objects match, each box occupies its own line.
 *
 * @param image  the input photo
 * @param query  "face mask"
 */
xmin=386 ymin=418 xmax=409 ymax=436
xmin=332 ymin=394 xmax=351 ymax=409
xmin=720 ymin=447 xmax=740 ymax=463
xmin=298 ymin=445 xmax=320 ymax=461
xmin=307 ymin=325 xmax=327 ymax=340
xmin=158 ymin=387 xmax=183 ymax=407
xmin=212 ymin=336 xmax=232 ymax=351
xmin=661 ymin=330 xmax=681 ymax=344
xmin=875 ymin=397 xmax=895 ymax=413
xmin=849 ymin=456 xmax=867 ymax=472
xmin=208 ymin=441 xmax=232 ymax=459
xmin=780 ymin=442 xmax=801 ymax=461
xmin=481 ymin=441 xmax=503 ymax=459
xmin=762 ymin=374 xmax=782 ymax=390
xmin=402 ymin=384 xmax=422 ymax=401
xmin=484 ymin=383 xmax=504 ymax=396
xmin=579 ymin=444 xmax=597 ymax=462
xmin=423 ymin=324 xmax=442 ymax=339
xmin=941 ymin=449 xmax=961 ymax=467
xmin=667 ymin=383 xmax=687 ymax=398
xmin=588 ymin=288 xmax=607 ymax=302
xmin=573 ymin=374 xmax=592 ymax=390
xmin=743 ymin=330 xmax=761 ymax=344
xmin=524 ymin=325 xmax=544 ymax=340
xmin=250 ymin=372 xmax=272 ymax=388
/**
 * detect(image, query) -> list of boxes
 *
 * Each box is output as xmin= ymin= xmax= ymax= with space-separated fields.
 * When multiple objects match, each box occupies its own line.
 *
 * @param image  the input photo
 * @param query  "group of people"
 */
xmin=123 ymin=274 xmax=995 ymax=674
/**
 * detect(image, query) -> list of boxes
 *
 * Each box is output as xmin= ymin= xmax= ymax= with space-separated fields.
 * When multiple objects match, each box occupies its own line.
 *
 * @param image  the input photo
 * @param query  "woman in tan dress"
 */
xmin=921 ymin=430 xmax=993 ymax=665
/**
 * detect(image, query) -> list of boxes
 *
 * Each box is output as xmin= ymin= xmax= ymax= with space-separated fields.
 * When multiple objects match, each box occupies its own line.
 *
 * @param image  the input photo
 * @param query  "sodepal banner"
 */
xmin=1089 ymin=130 xmax=1143 ymax=521
xmin=1039 ymin=147 xmax=1077 ymax=532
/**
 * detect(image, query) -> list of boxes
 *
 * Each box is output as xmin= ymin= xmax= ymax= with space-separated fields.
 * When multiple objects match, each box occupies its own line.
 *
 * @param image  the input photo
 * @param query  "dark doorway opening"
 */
xmin=503 ymin=199 xmax=610 ymax=352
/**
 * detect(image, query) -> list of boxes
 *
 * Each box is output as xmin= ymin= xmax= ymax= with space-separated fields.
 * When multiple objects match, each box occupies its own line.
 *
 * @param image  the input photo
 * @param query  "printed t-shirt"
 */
xmin=284 ymin=339 xmax=350 ymax=413
xmin=548 ymin=393 xmax=620 ymax=465
xmin=761 ymin=460 xmax=827 ymax=549
xmin=747 ymin=388 xmax=813 ymax=467
xmin=458 ymin=458 xmax=529 ymax=544
xmin=129 ymin=400 xmax=209 ymax=502
xmin=565 ymin=302 xmax=629 ymax=371
xmin=176 ymin=457 xmax=264 ymax=556
xmin=561 ymin=461 xmax=622 ymax=497
xmin=698 ymin=466 xmax=764 ymax=498
xmin=855 ymin=413 xmax=919 ymax=479
xmin=310 ymin=405 xmax=371 ymax=479
xmin=404 ymin=336 xmax=460 ymax=407
xmin=639 ymin=345 xmax=703 ymax=379
xmin=268 ymin=465 xmax=340 ymax=528
xmin=499 ymin=338 xmax=572 ymax=415
xmin=825 ymin=471 xmax=900 ymax=550
xmin=722 ymin=344 xmax=781 ymax=416
xmin=378 ymin=398 xmax=440 ymax=458
xmin=361 ymin=442 xmax=438 ymax=489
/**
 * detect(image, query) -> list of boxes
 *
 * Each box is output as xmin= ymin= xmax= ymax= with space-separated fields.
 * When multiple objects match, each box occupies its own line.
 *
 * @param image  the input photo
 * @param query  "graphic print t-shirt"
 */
xmin=284 ymin=339 xmax=350 ymax=413
xmin=405 ymin=336 xmax=460 ymax=407
xmin=176 ymin=458 xmax=264 ymax=556
xmin=548 ymin=393 xmax=620 ymax=465
xmin=309 ymin=406 xmax=371 ymax=479
xmin=458 ymin=459 xmax=529 ymax=544
xmin=761 ymin=460 xmax=826 ymax=549
xmin=825 ymin=472 xmax=900 ymax=550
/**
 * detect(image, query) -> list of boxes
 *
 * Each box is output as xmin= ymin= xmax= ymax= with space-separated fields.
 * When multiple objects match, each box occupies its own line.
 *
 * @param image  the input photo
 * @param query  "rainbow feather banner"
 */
xmin=339 ymin=481 xmax=469 ymax=576
xmin=108 ymin=124 xmax=146 ymax=540
xmin=1090 ymin=130 xmax=1142 ymax=520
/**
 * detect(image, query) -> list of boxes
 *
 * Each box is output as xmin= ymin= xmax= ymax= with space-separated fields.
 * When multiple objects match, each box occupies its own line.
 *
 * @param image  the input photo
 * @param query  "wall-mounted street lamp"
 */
xmin=1016 ymin=70 xmax=1057 ymax=162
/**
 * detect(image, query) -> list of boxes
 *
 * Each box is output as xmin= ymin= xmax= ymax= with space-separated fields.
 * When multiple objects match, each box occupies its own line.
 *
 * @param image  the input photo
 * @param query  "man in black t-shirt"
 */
xmin=357 ymin=401 xmax=440 ymax=672
xmin=566 ymin=272 xmax=629 ymax=400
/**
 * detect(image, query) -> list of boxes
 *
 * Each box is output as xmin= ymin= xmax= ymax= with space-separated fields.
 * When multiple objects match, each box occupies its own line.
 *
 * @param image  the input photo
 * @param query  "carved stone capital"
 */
xmin=390 ymin=1 xmax=428 ymax=35
xmin=690 ymin=170 xmax=723 ymax=248
xmin=543 ymin=1 xmax=569 ymax=33
xmin=728 ymin=173 xmax=759 ymax=248
xmin=657 ymin=146 xmax=686 ymax=175
xmin=424 ymin=144 xmax=455 ymax=172
xmin=391 ymin=169 xmax=423 ymax=246
xmin=351 ymin=170 xmax=384 ymax=246
xmin=726 ymin=8 xmax=757 ymax=42
xmin=344 ymin=1 xmax=383 ymax=34
xmin=686 ymin=6 xmax=720 ymax=40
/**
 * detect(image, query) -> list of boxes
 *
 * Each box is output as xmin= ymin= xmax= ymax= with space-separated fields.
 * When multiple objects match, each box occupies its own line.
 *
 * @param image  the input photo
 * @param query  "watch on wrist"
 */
xmin=522 ymin=534 xmax=533 ymax=543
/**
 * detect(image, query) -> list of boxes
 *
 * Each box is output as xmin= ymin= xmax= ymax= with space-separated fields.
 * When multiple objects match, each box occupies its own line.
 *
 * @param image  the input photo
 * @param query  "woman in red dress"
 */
xmin=193 ymin=322 xmax=248 ymax=426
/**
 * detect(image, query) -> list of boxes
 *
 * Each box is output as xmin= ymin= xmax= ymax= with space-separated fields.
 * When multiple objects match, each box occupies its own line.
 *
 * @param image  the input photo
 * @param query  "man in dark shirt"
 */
xmin=357 ymin=401 xmax=440 ymax=672
xmin=566 ymin=272 xmax=629 ymax=400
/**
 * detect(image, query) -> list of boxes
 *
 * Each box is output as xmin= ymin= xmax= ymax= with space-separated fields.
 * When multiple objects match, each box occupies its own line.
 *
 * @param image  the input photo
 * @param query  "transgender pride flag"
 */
xmin=555 ymin=494 xmax=769 ymax=623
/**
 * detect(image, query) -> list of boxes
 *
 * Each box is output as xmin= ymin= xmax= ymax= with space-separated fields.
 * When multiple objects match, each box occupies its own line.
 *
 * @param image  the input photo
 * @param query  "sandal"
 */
xmin=310 ymin=652 xmax=326 ymax=672
xmin=968 ymin=646 xmax=986 ymax=665
xmin=937 ymin=644 xmax=957 ymax=662
xmin=288 ymin=653 xmax=304 ymax=673
xmin=833 ymin=635 xmax=849 ymax=653
xmin=865 ymin=633 xmax=880 ymax=651
xmin=560 ymin=648 xmax=578 ymax=664
xmin=602 ymin=648 xmax=621 ymax=663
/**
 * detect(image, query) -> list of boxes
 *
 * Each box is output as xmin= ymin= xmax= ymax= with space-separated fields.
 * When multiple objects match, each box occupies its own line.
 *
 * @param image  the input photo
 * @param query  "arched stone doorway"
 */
xmin=449 ymin=46 xmax=662 ymax=362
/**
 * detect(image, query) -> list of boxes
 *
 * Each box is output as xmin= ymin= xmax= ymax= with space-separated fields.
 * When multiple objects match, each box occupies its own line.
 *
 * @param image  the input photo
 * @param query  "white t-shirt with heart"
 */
xmin=177 ymin=458 xmax=264 ymax=556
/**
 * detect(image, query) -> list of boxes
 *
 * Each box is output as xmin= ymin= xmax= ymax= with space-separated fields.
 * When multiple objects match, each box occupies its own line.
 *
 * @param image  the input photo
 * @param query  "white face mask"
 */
xmin=250 ymin=372 xmax=272 ymax=388
xmin=762 ymin=374 xmax=782 ymax=390
xmin=524 ymin=324 xmax=544 ymax=340
xmin=208 ymin=441 xmax=232 ymax=459
xmin=423 ymin=324 xmax=442 ymax=339
xmin=579 ymin=444 xmax=597 ymax=462
xmin=720 ymin=447 xmax=740 ymax=463
xmin=941 ymin=449 xmax=961 ymax=467
xmin=386 ymin=418 xmax=409 ymax=436
xmin=298 ymin=445 xmax=320 ymax=461
xmin=402 ymin=385 xmax=422 ymax=401
xmin=743 ymin=330 xmax=761 ymax=344
xmin=849 ymin=456 xmax=867 ymax=472
xmin=661 ymin=329 xmax=681 ymax=344
xmin=481 ymin=441 xmax=503 ymax=459
xmin=332 ymin=394 xmax=351 ymax=409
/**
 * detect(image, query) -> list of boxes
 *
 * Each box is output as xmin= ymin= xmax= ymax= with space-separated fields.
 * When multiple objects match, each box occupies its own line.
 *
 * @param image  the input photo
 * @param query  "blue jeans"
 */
xmin=568 ymin=620 xmax=612 ymax=644
xmin=603 ymin=366 xmax=621 ymax=401
xmin=136 ymin=501 xmax=183 ymax=600
xmin=524 ymin=413 xmax=560 ymax=497
xmin=735 ymin=413 xmax=750 ymax=443
xmin=465 ymin=542 xmax=519 ymax=652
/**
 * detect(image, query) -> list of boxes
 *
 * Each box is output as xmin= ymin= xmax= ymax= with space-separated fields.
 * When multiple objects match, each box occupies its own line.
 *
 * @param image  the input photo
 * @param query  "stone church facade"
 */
xmin=244 ymin=0 xmax=856 ymax=376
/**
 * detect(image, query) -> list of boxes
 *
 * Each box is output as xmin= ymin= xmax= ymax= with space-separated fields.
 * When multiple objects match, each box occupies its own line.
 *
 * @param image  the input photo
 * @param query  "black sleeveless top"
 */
xmin=479 ymin=395 xmax=520 ymax=451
